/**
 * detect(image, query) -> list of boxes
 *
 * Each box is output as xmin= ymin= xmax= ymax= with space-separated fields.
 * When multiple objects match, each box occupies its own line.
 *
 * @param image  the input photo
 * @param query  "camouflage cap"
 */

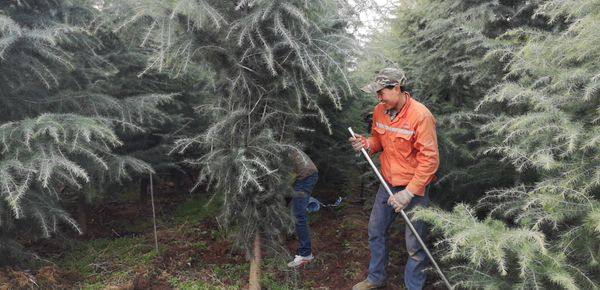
xmin=360 ymin=68 xmax=408 ymax=94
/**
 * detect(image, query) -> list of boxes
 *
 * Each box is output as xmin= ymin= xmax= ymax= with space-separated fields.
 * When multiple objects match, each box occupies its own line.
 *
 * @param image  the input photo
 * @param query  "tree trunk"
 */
xmin=249 ymin=233 xmax=261 ymax=290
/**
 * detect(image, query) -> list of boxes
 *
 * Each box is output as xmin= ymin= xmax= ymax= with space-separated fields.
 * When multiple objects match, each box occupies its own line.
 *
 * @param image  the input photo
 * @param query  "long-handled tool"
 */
xmin=348 ymin=127 xmax=453 ymax=290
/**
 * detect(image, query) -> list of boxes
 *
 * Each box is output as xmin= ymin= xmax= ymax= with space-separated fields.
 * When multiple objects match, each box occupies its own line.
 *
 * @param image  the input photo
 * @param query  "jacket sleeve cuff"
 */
xmin=406 ymin=183 xmax=425 ymax=196
xmin=367 ymin=136 xmax=382 ymax=153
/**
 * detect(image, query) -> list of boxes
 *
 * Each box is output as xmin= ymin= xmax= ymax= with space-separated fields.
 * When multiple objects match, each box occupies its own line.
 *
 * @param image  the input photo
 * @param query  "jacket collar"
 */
xmin=390 ymin=93 xmax=412 ymax=123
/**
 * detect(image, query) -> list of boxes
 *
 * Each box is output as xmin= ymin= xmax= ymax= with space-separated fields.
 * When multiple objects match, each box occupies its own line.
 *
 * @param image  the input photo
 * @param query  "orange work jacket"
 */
xmin=366 ymin=94 xmax=439 ymax=196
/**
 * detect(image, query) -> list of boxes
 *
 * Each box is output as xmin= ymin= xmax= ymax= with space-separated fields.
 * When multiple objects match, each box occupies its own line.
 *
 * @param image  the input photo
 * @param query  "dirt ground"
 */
xmin=281 ymin=200 xmax=441 ymax=290
xmin=1 ymin=187 xmax=444 ymax=289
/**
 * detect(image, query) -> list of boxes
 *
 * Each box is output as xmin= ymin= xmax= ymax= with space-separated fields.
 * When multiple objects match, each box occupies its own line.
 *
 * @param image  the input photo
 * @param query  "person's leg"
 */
xmin=292 ymin=173 xmax=318 ymax=257
xmin=366 ymin=184 xmax=400 ymax=285
xmin=403 ymin=194 xmax=430 ymax=290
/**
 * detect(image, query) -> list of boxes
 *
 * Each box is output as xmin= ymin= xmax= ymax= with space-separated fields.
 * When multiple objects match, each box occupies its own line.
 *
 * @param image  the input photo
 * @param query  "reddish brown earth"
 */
xmin=282 ymin=200 xmax=440 ymax=289
xmin=1 ymin=188 xmax=444 ymax=289
xmin=0 ymin=266 xmax=82 ymax=289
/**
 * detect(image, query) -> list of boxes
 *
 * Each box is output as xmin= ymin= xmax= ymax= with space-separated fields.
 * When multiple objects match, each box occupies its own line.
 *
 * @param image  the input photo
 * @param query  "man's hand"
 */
xmin=349 ymin=134 xmax=369 ymax=152
xmin=388 ymin=189 xmax=414 ymax=213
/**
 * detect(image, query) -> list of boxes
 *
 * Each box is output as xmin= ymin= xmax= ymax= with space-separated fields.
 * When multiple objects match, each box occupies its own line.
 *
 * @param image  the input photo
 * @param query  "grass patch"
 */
xmin=193 ymin=241 xmax=208 ymax=250
xmin=343 ymin=260 xmax=363 ymax=280
xmin=212 ymin=263 xmax=248 ymax=283
xmin=206 ymin=261 xmax=294 ymax=289
xmin=169 ymin=276 xmax=221 ymax=290
xmin=173 ymin=194 xmax=223 ymax=224
xmin=59 ymin=237 xmax=156 ymax=287
xmin=261 ymin=257 xmax=299 ymax=289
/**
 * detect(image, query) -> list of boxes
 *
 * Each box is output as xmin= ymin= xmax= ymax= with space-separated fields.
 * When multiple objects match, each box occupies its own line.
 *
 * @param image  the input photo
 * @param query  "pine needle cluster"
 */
xmin=0 ymin=0 xmax=172 ymax=265
xmin=399 ymin=0 xmax=600 ymax=288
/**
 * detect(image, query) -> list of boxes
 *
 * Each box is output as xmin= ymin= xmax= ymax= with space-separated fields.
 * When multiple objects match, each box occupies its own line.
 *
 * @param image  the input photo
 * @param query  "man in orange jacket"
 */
xmin=349 ymin=68 xmax=439 ymax=290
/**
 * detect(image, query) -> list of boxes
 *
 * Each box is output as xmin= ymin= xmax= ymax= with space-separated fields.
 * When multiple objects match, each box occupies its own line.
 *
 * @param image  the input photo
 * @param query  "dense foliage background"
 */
xmin=360 ymin=0 xmax=599 ymax=288
xmin=0 ymin=0 xmax=597 ymax=288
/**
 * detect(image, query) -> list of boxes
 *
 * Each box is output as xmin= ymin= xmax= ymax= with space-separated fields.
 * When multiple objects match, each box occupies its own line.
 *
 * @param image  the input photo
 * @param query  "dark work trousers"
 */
xmin=367 ymin=183 xmax=430 ymax=289
xmin=292 ymin=172 xmax=318 ymax=257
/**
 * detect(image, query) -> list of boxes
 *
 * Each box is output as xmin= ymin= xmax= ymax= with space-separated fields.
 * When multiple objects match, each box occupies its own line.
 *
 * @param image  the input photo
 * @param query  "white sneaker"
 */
xmin=287 ymin=254 xmax=314 ymax=268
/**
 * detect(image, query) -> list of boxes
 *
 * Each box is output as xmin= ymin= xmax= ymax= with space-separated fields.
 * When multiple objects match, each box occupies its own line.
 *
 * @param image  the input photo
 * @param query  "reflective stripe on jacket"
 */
xmin=367 ymin=95 xmax=439 ymax=196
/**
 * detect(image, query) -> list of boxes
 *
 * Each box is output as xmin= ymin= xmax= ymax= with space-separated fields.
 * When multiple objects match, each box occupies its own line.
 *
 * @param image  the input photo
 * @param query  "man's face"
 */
xmin=376 ymin=86 xmax=402 ymax=110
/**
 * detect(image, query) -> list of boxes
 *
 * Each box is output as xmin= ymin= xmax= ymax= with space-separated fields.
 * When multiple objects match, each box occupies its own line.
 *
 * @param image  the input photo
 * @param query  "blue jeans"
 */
xmin=367 ymin=183 xmax=430 ymax=289
xmin=292 ymin=172 xmax=318 ymax=257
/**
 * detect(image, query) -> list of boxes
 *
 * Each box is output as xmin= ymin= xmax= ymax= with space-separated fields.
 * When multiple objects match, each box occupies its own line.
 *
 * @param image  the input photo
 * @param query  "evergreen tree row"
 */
xmin=0 ymin=0 xmax=180 ymax=265
xmin=362 ymin=0 xmax=599 ymax=288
